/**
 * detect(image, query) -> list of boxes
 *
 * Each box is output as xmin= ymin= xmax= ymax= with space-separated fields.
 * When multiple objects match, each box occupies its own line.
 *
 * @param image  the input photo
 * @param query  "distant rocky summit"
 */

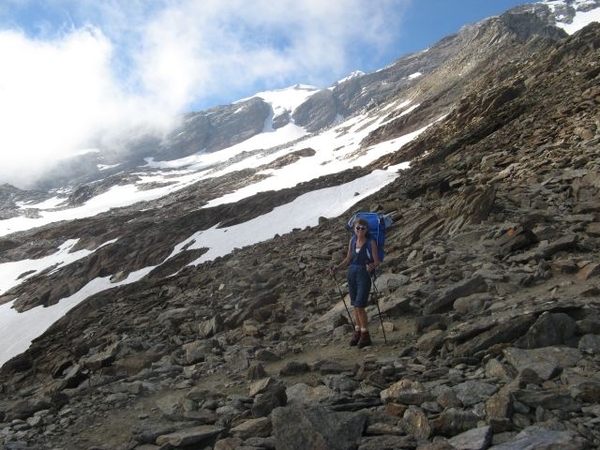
xmin=1 ymin=4 xmax=600 ymax=450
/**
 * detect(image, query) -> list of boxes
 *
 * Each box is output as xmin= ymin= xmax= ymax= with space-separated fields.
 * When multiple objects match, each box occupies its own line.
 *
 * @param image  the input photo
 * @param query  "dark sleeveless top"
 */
xmin=350 ymin=236 xmax=372 ymax=266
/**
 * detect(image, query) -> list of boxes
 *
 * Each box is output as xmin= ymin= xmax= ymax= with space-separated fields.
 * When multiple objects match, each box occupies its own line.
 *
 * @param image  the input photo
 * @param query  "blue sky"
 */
xmin=0 ymin=1 xmax=533 ymax=110
xmin=400 ymin=1 xmax=535 ymax=52
xmin=0 ymin=0 xmax=534 ymax=187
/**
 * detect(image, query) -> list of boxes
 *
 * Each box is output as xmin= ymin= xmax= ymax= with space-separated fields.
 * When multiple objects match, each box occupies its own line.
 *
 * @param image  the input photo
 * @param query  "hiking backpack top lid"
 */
xmin=346 ymin=212 xmax=392 ymax=261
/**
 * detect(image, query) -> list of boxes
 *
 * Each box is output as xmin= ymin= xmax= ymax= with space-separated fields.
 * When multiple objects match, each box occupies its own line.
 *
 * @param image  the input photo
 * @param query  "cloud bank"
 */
xmin=0 ymin=0 xmax=408 ymax=188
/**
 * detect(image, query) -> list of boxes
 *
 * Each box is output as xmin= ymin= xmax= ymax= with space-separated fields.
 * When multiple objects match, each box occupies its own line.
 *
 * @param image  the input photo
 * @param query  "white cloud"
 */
xmin=0 ymin=28 xmax=98 ymax=181
xmin=132 ymin=0 xmax=408 ymax=106
xmin=0 ymin=0 xmax=409 ymax=188
xmin=0 ymin=25 xmax=176 ymax=187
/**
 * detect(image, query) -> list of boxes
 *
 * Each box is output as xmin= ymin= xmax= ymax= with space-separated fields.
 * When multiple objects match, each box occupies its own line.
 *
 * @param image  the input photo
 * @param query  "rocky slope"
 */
xmin=1 ymin=9 xmax=600 ymax=450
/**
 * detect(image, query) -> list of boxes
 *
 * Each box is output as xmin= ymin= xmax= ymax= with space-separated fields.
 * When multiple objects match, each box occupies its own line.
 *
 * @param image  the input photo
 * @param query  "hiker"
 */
xmin=330 ymin=217 xmax=379 ymax=348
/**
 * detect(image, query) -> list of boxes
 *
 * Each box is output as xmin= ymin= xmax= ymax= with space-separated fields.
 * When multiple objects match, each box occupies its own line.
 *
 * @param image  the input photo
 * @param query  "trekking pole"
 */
xmin=370 ymin=271 xmax=388 ymax=345
xmin=331 ymin=272 xmax=355 ymax=328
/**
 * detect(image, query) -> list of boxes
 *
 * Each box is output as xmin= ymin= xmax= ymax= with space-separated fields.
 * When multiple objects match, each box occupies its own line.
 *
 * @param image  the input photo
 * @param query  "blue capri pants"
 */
xmin=348 ymin=265 xmax=372 ymax=308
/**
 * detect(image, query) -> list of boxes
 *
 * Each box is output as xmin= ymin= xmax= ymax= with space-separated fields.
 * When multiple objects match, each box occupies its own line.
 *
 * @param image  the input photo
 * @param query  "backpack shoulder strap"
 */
xmin=350 ymin=235 xmax=359 ymax=264
xmin=365 ymin=237 xmax=374 ymax=262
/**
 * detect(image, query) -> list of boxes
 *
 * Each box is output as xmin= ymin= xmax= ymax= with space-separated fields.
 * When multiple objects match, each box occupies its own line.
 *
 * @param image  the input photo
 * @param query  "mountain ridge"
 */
xmin=0 ymin=1 xmax=583 ymax=194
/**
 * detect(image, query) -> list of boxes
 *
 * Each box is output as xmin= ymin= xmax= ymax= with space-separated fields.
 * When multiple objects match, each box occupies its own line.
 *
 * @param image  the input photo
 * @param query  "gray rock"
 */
xmin=271 ymin=405 xmax=367 ymax=450
xmin=448 ymin=426 xmax=492 ymax=450
xmin=514 ymin=312 xmax=578 ymax=348
xmin=356 ymin=435 xmax=417 ymax=450
xmin=578 ymin=333 xmax=600 ymax=355
xmin=131 ymin=420 xmax=192 ymax=444
xmin=512 ymin=389 xmax=582 ymax=412
xmin=453 ymin=314 xmax=537 ymax=357
xmin=251 ymin=384 xmax=287 ymax=418
xmin=503 ymin=347 xmax=582 ymax=380
xmin=285 ymin=383 xmax=340 ymax=406
xmin=424 ymin=275 xmax=488 ymax=315
xmin=570 ymin=381 xmax=600 ymax=403
xmin=452 ymin=380 xmax=498 ymax=407
xmin=402 ymin=405 xmax=432 ymax=439
xmin=155 ymin=424 xmax=224 ymax=447
xmin=380 ymin=379 xmax=435 ymax=405
xmin=431 ymin=408 xmax=479 ymax=437
xmin=488 ymin=425 xmax=588 ymax=450
xmin=230 ymin=417 xmax=271 ymax=439
xmin=322 ymin=374 xmax=360 ymax=393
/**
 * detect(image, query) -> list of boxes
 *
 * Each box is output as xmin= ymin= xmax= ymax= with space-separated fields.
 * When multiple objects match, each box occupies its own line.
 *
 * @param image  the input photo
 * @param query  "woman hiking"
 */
xmin=330 ymin=217 xmax=379 ymax=348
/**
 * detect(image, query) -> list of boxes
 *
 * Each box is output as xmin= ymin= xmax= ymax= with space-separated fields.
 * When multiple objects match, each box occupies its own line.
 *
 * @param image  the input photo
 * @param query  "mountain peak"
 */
xmin=336 ymin=70 xmax=366 ymax=84
xmin=252 ymin=84 xmax=319 ymax=113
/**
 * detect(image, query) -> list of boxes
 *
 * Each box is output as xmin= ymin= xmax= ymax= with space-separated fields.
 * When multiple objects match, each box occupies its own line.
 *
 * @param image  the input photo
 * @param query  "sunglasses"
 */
xmin=355 ymin=226 xmax=367 ymax=231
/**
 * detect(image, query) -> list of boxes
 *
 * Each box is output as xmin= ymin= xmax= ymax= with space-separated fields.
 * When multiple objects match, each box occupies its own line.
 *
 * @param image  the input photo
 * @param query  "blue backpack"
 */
xmin=346 ymin=212 xmax=392 ymax=262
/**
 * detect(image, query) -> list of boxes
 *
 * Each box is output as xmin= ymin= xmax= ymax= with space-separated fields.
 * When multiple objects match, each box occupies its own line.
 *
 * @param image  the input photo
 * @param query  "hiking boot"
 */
xmin=357 ymin=331 xmax=372 ymax=348
xmin=349 ymin=330 xmax=361 ymax=346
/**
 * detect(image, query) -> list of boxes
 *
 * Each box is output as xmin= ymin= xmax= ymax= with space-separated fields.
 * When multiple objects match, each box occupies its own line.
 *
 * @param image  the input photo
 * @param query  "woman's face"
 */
xmin=354 ymin=222 xmax=367 ymax=235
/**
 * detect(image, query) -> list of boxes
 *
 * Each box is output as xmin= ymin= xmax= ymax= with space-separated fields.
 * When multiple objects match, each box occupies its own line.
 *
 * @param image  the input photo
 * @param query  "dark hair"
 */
xmin=354 ymin=218 xmax=368 ymax=227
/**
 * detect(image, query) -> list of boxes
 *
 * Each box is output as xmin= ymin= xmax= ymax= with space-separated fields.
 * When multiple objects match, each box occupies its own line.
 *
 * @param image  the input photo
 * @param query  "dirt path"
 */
xmin=74 ymin=314 xmax=418 ymax=448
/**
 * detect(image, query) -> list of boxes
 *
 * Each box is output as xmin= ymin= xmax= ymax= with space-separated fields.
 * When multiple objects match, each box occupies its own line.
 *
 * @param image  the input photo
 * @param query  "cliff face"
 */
xmin=1 ymin=6 xmax=600 ymax=450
